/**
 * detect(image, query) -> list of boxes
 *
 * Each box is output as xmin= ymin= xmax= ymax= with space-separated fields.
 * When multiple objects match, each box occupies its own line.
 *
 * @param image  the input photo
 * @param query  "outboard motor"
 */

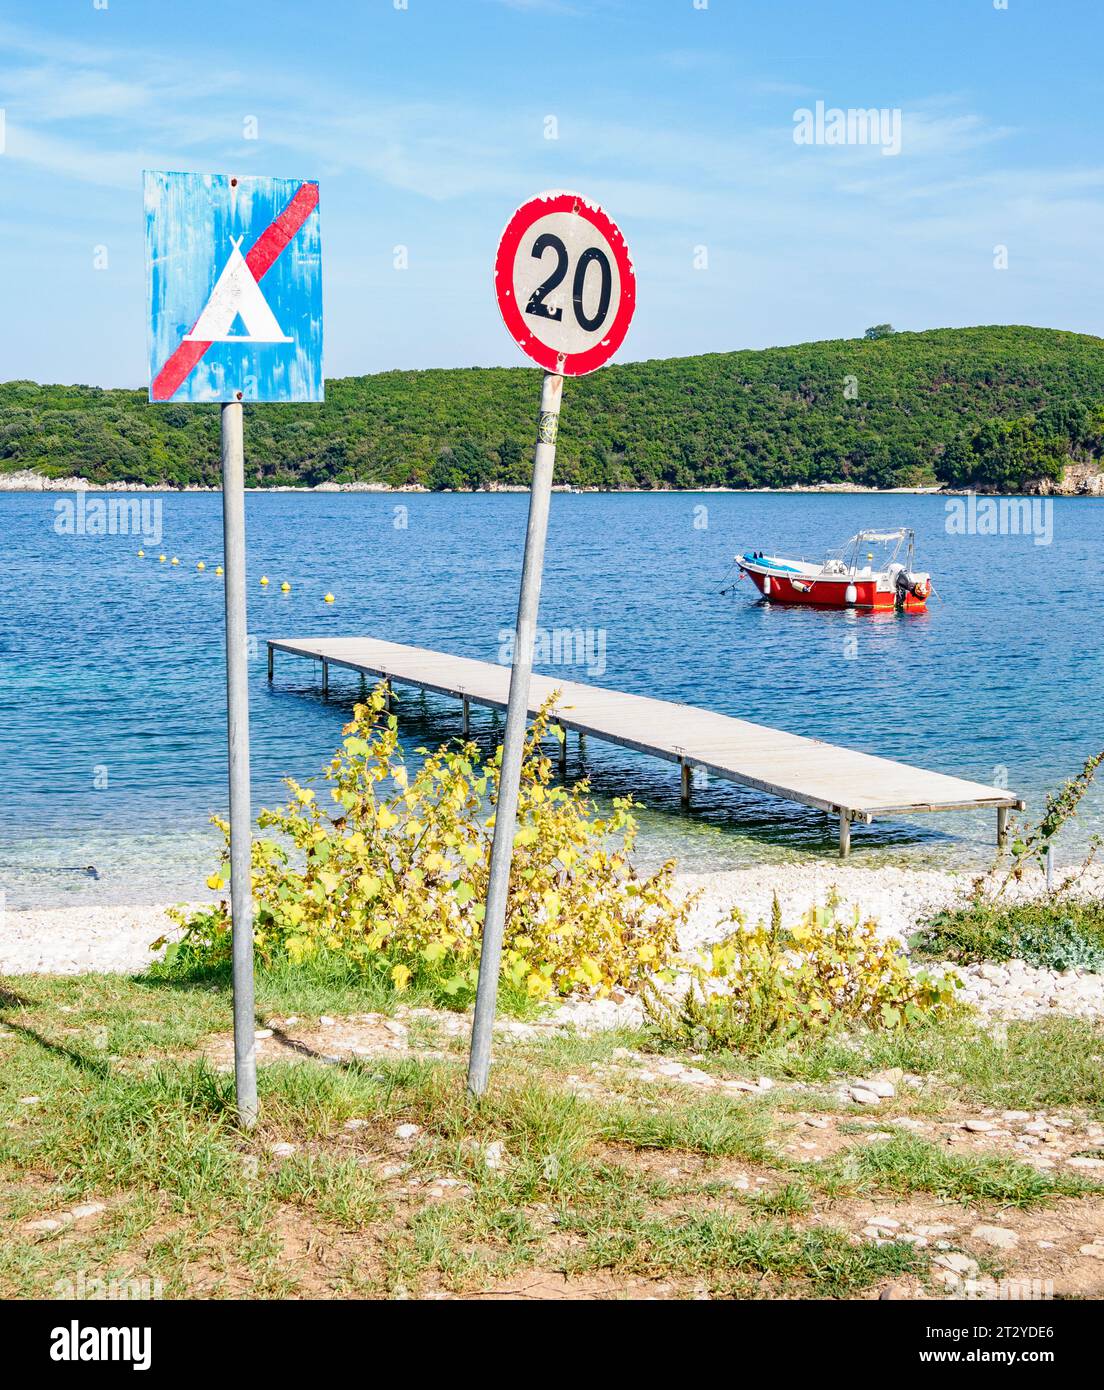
xmin=895 ymin=568 xmax=931 ymax=606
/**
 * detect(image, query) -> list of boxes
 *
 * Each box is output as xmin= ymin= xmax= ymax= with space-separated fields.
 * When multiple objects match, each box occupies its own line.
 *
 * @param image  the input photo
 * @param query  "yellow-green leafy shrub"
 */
xmin=159 ymin=687 xmax=690 ymax=1001
xmin=650 ymin=895 xmax=960 ymax=1050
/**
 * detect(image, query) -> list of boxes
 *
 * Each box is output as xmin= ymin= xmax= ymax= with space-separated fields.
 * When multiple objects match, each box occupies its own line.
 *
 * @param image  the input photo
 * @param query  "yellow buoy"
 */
xmin=215 ymin=566 xmax=224 ymax=576
xmin=324 ymin=592 xmax=335 ymax=604
xmin=280 ymin=581 xmax=291 ymax=592
xmin=137 ymin=549 xmax=145 ymax=558
xmin=171 ymin=557 xmax=179 ymax=566
xmin=260 ymin=575 xmax=269 ymax=586
xmin=196 ymin=561 xmax=205 ymax=571
xmin=159 ymin=554 xmax=166 ymax=563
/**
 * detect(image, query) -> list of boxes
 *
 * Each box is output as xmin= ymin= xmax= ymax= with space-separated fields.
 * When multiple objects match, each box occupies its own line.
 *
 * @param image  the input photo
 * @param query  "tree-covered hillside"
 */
xmin=2 ymin=326 xmax=1102 ymax=491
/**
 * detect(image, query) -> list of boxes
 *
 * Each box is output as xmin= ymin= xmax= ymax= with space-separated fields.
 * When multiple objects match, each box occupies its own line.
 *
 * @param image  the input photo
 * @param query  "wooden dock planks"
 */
xmin=267 ymin=636 xmax=1022 ymax=856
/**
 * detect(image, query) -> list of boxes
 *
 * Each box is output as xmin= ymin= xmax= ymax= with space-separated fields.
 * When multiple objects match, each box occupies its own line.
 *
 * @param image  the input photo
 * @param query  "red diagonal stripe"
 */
xmin=245 ymin=182 xmax=319 ymax=279
xmin=151 ymin=180 xmax=319 ymax=402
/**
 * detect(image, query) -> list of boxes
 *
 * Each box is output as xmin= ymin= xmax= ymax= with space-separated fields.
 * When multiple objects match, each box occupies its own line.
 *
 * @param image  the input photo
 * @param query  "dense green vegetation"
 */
xmin=937 ymin=408 xmax=1099 ymax=492
xmin=912 ymin=899 xmax=1104 ymax=973
xmin=2 ymin=325 xmax=1102 ymax=491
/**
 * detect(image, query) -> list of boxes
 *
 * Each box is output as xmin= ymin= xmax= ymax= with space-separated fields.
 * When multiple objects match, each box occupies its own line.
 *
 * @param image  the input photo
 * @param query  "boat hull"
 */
xmin=741 ymin=566 xmax=928 ymax=610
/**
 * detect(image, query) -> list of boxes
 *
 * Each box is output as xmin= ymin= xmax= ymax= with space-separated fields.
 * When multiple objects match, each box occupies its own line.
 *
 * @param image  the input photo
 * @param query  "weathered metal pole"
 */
xmin=220 ymin=401 xmax=257 ymax=1128
xmin=467 ymin=371 xmax=563 ymax=1097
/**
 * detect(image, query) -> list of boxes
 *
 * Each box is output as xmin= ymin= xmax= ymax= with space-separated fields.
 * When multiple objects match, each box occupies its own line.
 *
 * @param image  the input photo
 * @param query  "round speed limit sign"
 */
xmin=494 ymin=190 xmax=636 ymax=376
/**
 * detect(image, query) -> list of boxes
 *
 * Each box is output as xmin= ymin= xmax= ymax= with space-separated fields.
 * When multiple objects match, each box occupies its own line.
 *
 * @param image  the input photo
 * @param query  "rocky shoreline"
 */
xmin=0 ymin=467 xmax=941 ymax=496
xmin=4 ymin=466 xmax=1101 ymax=497
xmin=3 ymin=862 xmax=1102 ymax=1023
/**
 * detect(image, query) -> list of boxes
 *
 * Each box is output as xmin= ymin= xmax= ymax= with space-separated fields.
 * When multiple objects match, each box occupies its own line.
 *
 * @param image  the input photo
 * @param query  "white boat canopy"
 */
xmin=850 ymin=529 xmax=907 ymax=543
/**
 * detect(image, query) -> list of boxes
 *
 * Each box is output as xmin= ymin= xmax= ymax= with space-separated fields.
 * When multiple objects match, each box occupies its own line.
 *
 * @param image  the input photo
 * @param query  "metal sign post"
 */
xmin=219 ymin=399 xmax=257 ymax=1125
xmin=468 ymin=191 xmax=636 ymax=1097
xmin=466 ymin=370 xmax=562 ymax=1096
xmin=145 ymin=171 xmax=323 ymax=1127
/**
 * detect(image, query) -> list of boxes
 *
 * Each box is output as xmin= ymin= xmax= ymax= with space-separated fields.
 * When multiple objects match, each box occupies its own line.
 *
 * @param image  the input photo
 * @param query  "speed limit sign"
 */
xmin=470 ymin=190 xmax=636 ymax=1099
xmin=494 ymin=190 xmax=636 ymax=376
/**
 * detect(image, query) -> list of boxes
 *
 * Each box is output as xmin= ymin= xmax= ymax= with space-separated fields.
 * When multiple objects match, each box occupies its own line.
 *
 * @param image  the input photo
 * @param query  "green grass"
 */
xmin=696 ymin=1015 xmax=1104 ymax=1117
xmin=147 ymin=949 xmax=542 ymax=1023
xmin=912 ymin=898 xmax=1104 ymax=973
xmin=819 ymin=1132 xmax=1094 ymax=1208
xmin=588 ymin=1091 xmax=775 ymax=1162
xmin=2 ymin=965 xmax=1102 ymax=1299
xmin=566 ymin=1213 xmax=923 ymax=1297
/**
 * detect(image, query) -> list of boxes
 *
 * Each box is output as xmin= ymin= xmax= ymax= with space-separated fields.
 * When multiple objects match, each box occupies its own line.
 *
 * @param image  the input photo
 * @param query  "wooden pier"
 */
xmin=267 ymin=636 xmax=1023 ymax=856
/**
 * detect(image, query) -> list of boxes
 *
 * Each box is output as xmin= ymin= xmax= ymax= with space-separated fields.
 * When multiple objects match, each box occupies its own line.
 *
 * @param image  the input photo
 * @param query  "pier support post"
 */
xmin=462 ymin=695 xmax=470 ymax=738
xmin=579 ymin=732 xmax=587 ymax=763
xmin=267 ymin=644 xmax=273 ymax=682
xmin=681 ymin=759 xmax=691 ymax=807
xmin=839 ymin=811 xmax=852 ymax=858
xmin=384 ymin=678 xmax=392 ymax=713
xmin=558 ymin=724 xmax=567 ymax=779
xmin=997 ymin=805 xmax=1009 ymax=849
xmin=321 ymin=659 xmax=329 ymax=698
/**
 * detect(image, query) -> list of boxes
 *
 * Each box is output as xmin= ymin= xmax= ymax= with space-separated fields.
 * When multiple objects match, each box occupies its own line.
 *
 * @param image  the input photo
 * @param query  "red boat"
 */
xmin=736 ymin=529 xmax=932 ymax=610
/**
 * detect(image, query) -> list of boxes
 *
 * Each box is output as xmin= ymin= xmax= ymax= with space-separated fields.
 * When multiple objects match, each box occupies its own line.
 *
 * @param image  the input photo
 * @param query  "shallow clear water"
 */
xmin=1 ymin=490 xmax=1101 ymax=907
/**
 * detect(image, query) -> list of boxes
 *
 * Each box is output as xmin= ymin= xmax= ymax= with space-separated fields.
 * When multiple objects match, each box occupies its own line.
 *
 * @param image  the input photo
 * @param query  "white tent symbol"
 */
xmin=184 ymin=237 xmax=292 ymax=343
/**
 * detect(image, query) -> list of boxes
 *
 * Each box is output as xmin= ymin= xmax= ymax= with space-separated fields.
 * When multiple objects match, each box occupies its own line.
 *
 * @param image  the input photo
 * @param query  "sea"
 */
xmin=1 ymin=489 xmax=1101 ymax=908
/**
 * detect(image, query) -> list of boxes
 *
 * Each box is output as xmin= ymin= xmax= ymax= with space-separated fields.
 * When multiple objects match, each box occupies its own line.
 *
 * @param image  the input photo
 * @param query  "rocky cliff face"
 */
xmin=1033 ymin=463 xmax=1104 ymax=496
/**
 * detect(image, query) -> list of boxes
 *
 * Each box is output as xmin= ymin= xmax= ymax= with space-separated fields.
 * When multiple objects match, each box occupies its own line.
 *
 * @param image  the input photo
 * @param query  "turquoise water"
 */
xmin=1 ymin=490 xmax=1101 ymax=907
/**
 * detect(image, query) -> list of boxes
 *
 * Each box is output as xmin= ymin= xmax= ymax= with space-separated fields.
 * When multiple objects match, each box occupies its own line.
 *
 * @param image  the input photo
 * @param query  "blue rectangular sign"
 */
xmin=145 ymin=170 xmax=323 ymax=404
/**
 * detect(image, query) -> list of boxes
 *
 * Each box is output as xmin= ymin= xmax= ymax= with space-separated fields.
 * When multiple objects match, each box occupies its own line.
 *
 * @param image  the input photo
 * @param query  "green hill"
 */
xmin=2 ymin=325 xmax=1102 ymax=491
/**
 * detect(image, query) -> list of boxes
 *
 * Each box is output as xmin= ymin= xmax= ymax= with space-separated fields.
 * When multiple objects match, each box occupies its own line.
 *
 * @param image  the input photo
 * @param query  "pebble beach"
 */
xmin=5 ymin=861 xmax=1103 ymax=1023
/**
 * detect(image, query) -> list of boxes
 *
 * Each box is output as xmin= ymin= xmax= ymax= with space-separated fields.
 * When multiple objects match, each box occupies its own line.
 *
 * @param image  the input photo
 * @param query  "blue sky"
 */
xmin=1 ymin=0 xmax=1102 ymax=387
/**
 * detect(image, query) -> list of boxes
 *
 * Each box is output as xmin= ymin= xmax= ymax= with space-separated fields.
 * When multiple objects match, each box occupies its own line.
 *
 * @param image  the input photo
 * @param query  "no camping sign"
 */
xmin=142 ymin=169 xmax=325 ymax=1126
xmin=145 ymin=171 xmax=323 ymax=404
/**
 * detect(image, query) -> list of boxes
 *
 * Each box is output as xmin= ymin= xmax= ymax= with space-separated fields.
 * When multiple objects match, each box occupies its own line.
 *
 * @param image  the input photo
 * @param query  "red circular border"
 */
xmin=493 ymin=191 xmax=636 ymax=376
